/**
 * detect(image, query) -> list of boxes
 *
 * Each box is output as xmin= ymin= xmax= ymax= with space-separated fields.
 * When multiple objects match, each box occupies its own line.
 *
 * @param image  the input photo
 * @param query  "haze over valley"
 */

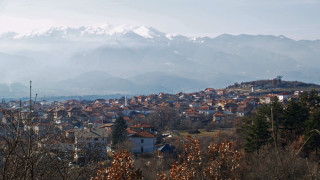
xmin=1 ymin=25 xmax=320 ymax=98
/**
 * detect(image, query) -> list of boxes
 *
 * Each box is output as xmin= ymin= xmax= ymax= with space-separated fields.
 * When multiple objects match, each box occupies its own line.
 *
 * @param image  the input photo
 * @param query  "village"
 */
xmin=0 ymin=79 xmax=309 ymax=166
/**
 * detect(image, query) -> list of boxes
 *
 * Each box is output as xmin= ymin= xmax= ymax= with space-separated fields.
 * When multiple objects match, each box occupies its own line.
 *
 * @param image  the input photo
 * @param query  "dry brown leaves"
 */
xmin=158 ymin=136 xmax=242 ymax=180
xmin=93 ymin=150 xmax=142 ymax=180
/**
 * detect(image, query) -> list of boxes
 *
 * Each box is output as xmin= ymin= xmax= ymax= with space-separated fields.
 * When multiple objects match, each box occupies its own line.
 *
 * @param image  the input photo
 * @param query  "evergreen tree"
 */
xmin=112 ymin=116 xmax=128 ymax=147
xmin=244 ymin=113 xmax=271 ymax=153
xmin=305 ymin=108 xmax=320 ymax=155
xmin=300 ymin=89 xmax=320 ymax=110
xmin=258 ymin=97 xmax=284 ymax=127
xmin=283 ymin=99 xmax=309 ymax=141
xmin=255 ymin=99 xmax=284 ymax=144
xmin=271 ymin=97 xmax=284 ymax=127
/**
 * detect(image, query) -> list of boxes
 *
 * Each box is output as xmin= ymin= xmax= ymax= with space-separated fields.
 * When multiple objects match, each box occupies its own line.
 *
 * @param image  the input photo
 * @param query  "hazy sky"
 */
xmin=0 ymin=0 xmax=320 ymax=40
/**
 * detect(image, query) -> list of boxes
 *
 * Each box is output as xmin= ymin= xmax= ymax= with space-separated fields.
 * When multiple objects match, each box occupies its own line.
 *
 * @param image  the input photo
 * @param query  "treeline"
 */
xmin=243 ymin=89 xmax=320 ymax=154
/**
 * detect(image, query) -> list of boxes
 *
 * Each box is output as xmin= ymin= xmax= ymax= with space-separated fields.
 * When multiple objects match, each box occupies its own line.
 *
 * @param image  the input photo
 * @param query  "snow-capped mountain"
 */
xmin=0 ymin=25 xmax=319 ymax=98
xmin=1 ymin=24 xmax=167 ymax=41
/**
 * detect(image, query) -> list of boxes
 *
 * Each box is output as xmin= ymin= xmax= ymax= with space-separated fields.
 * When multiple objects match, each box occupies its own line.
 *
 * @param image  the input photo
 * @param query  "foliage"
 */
xmin=203 ymin=142 xmax=242 ymax=179
xmin=300 ymin=89 xmax=320 ymax=109
xmin=157 ymin=136 xmax=242 ymax=180
xmin=169 ymin=136 xmax=202 ymax=179
xmin=282 ymin=99 xmax=309 ymax=141
xmin=305 ymin=108 xmax=320 ymax=154
xmin=112 ymin=116 xmax=128 ymax=147
xmin=244 ymin=113 xmax=271 ymax=153
xmin=92 ymin=150 xmax=142 ymax=180
xmin=147 ymin=106 xmax=180 ymax=131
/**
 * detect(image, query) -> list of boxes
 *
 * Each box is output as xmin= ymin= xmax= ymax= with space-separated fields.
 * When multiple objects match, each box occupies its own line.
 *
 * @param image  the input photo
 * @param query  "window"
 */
xmin=141 ymin=139 xmax=144 ymax=143
xmin=141 ymin=146 xmax=144 ymax=152
xmin=94 ymin=138 xmax=99 ymax=141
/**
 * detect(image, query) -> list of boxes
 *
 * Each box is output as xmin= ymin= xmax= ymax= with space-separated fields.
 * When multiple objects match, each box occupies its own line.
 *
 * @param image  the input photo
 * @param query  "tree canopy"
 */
xmin=112 ymin=116 xmax=128 ymax=147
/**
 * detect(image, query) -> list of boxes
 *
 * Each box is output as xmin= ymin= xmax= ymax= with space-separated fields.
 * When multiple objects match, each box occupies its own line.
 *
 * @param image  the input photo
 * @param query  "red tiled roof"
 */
xmin=131 ymin=130 xmax=155 ymax=138
xmin=130 ymin=123 xmax=153 ymax=128
xmin=127 ymin=128 xmax=138 ymax=135
xmin=99 ymin=123 xmax=114 ymax=128
xmin=214 ymin=113 xmax=226 ymax=117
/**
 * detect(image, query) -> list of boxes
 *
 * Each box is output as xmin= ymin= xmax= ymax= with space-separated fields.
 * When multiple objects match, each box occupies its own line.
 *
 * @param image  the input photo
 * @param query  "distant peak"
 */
xmin=133 ymin=26 xmax=153 ymax=38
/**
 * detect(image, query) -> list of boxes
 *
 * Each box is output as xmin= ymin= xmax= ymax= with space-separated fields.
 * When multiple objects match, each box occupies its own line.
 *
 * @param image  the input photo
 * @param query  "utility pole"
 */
xmin=30 ymin=80 xmax=32 ymax=116
xmin=271 ymin=107 xmax=287 ymax=179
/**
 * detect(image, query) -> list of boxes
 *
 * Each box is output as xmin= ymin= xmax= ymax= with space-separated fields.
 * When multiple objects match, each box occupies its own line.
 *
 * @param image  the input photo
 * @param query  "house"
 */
xmin=236 ymin=106 xmax=251 ymax=117
xmin=213 ymin=112 xmax=227 ymax=122
xmin=73 ymin=128 xmax=109 ymax=161
xmin=264 ymin=94 xmax=277 ymax=104
xmin=53 ymin=109 xmax=68 ymax=119
xmin=205 ymin=88 xmax=216 ymax=93
xmin=189 ymin=102 xmax=201 ymax=108
xmin=67 ymin=107 xmax=82 ymax=117
xmin=157 ymin=144 xmax=175 ymax=159
xmin=57 ymin=123 xmax=74 ymax=131
xmin=158 ymin=92 xmax=166 ymax=99
xmin=94 ymin=99 xmax=106 ymax=104
xmin=129 ymin=130 xmax=156 ymax=153
xmin=198 ymin=107 xmax=215 ymax=115
xmin=188 ymin=114 xmax=204 ymax=122
xmin=277 ymin=92 xmax=292 ymax=102
xmin=224 ymin=103 xmax=239 ymax=113
xmin=99 ymin=123 xmax=114 ymax=135
xmin=294 ymin=91 xmax=302 ymax=96
xmin=138 ymin=96 xmax=146 ymax=103
xmin=206 ymin=99 xmax=215 ymax=106
xmin=217 ymin=89 xmax=226 ymax=96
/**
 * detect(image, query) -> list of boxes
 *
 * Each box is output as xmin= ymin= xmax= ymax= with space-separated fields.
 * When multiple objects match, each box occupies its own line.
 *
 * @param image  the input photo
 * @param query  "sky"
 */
xmin=0 ymin=0 xmax=320 ymax=40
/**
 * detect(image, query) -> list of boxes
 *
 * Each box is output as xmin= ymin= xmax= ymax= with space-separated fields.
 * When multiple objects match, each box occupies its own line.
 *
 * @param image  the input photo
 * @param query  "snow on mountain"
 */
xmin=0 ymin=24 xmax=320 ymax=97
xmin=0 ymin=24 xmax=168 ymax=41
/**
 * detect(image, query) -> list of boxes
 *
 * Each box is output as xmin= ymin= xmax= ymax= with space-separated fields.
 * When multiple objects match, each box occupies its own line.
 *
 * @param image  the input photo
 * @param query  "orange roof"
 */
xmin=214 ymin=113 xmax=226 ymax=117
xmin=131 ymin=130 xmax=155 ymax=138
xmin=136 ymin=114 xmax=146 ymax=118
xmin=99 ymin=123 xmax=114 ymax=128
xmin=199 ymin=106 xmax=210 ymax=110
xmin=130 ymin=123 xmax=153 ymax=128
xmin=127 ymin=128 xmax=138 ymax=134
xmin=205 ymin=88 xmax=216 ymax=91
xmin=185 ymin=108 xmax=199 ymax=114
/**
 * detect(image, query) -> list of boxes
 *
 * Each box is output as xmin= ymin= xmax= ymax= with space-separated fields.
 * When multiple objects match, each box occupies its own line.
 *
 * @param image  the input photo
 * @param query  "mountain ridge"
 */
xmin=0 ymin=25 xmax=320 ymax=97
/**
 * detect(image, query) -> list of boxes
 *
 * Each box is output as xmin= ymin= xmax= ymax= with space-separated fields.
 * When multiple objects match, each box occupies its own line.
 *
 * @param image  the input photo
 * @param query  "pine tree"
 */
xmin=305 ymin=108 xmax=320 ymax=155
xmin=112 ymin=116 xmax=128 ymax=147
xmin=283 ymin=100 xmax=309 ymax=141
xmin=244 ymin=113 xmax=271 ymax=153
xmin=300 ymin=89 xmax=320 ymax=110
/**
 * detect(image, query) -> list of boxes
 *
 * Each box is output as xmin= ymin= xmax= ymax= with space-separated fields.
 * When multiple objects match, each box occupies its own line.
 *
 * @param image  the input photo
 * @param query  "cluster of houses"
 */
xmin=0 ymin=87 xmax=301 ymax=163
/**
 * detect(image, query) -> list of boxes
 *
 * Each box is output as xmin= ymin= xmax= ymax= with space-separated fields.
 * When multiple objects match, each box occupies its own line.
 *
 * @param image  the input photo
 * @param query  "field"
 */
xmin=173 ymin=128 xmax=235 ymax=137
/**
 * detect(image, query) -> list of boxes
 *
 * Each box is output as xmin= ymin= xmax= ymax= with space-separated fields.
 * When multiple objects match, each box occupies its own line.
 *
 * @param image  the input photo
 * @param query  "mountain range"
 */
xmin=0 ymin=24 xmax=319 ymax=98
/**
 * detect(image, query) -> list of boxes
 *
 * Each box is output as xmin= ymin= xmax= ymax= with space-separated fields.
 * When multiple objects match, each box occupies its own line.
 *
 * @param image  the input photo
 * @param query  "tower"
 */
xmin=125 ymin=96 xmax=128 ymax=107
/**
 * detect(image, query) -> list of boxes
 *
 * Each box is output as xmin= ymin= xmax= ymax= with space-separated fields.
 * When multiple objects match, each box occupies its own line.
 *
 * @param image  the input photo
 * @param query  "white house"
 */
xmin=277 ymin=92 xmax=292 ymax=102
xmin=129 ymin=130 xmax=156 ymax=153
